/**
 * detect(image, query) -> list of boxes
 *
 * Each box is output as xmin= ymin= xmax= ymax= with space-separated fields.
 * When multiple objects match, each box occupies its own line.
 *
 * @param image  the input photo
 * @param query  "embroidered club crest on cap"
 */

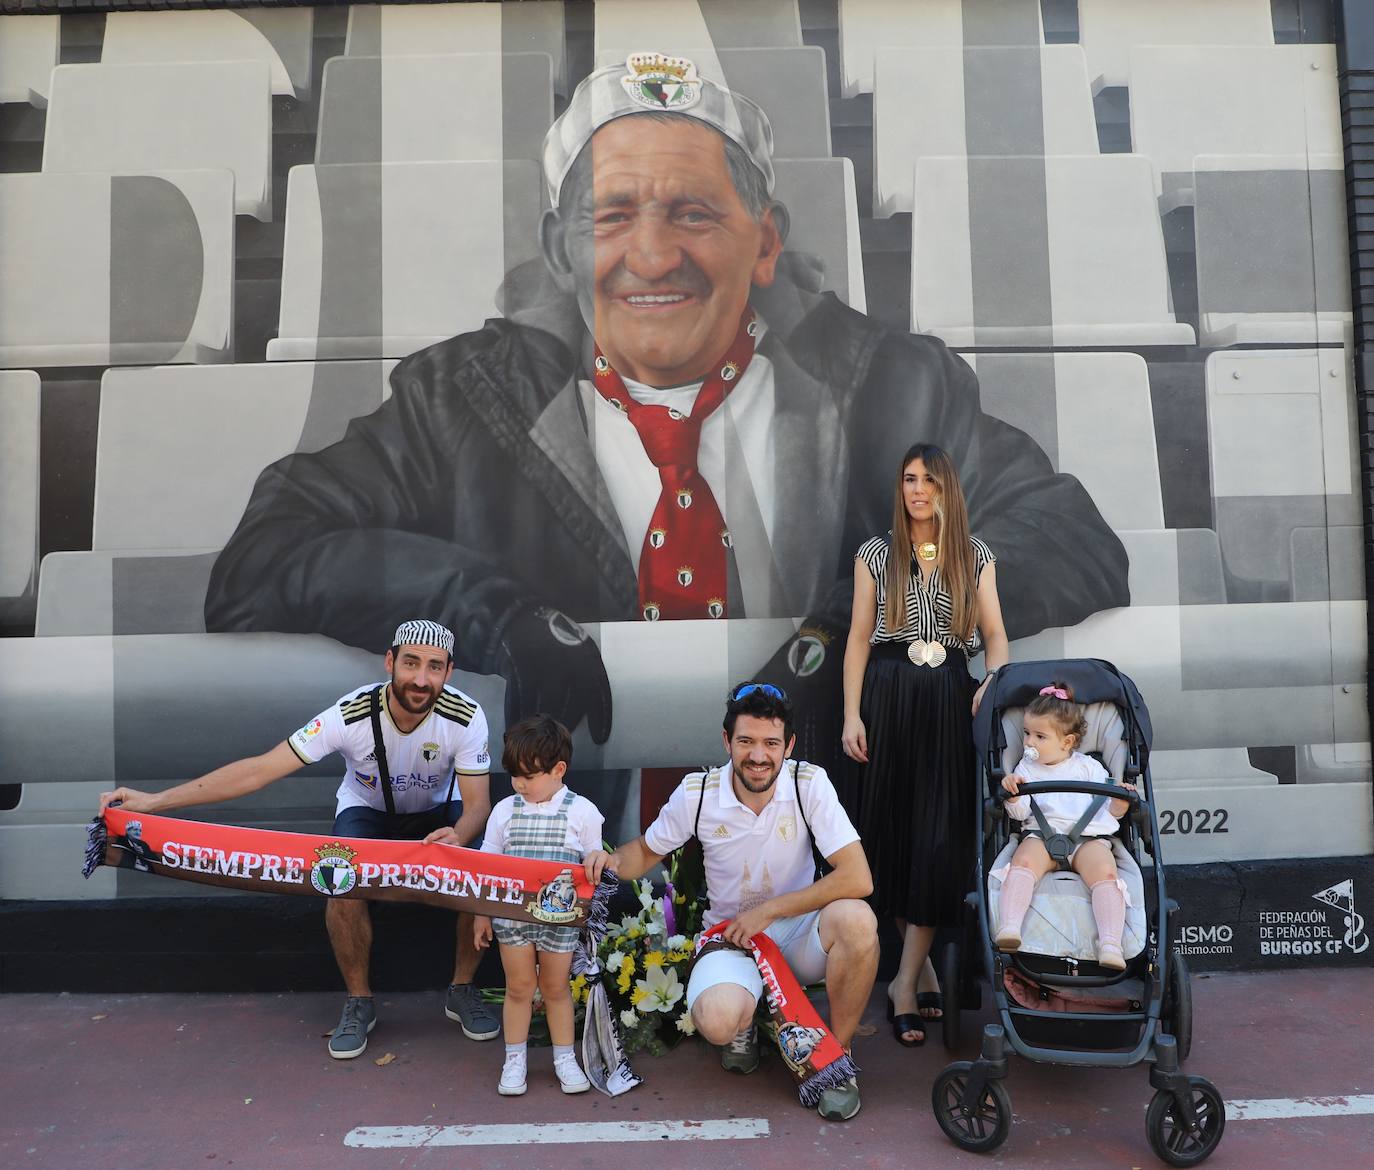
xmin=392 ymin=619 xmax=454 ymax=657
xmin=621 ymin=53 xmax=702 ymax=112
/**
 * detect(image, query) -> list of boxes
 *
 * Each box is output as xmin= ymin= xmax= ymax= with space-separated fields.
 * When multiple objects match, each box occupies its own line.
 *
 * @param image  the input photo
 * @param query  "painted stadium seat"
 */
xmin=0 ymin=371 xmax=41 ymax=604
xmin=0 ymin=170 xmax=234 ymax=367
xmin=0 ymin=14 xmax=59 ymax=106
xmin=837 ymin=0 xmax=1043 ymax=99
xmin=773 ymin=157 xmax=866 ymax=312
xmin=43 ymin=61 xmax=274 ymax=221
xmin=345 ymin=2 xmax=568 ymax=95
xmin=315 ymin=52 xmax=553 ymax=164
xmin=102 ymin=9 xmax=315 ymax=100
xmin=1206 ymin=349 xmax=1358 ymax=599
xmin=1077 ymin=0 xmax=1273 ymax=91
xmin=1194 ymin=156 xmax=1350 ymax=347
xmin=872 ymin=44 xmax=1098 ymax=217
xmin=268 ymin=160 xmax=543 ymax=361
xmin=595 ymin=0 xmax=802 ymax=65
xmin=1128 ymin=45 xmax=1341 ymax=207
xmin=92 ymin=360 xmax=395 ymax=551
xmin=912 ymin=154 xmax=1194 ymax=347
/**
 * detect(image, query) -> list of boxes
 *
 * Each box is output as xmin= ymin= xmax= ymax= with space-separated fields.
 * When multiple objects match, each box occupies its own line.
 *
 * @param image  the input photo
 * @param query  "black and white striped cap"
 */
xmin=391 ymin=619 xmax=454 ymax=657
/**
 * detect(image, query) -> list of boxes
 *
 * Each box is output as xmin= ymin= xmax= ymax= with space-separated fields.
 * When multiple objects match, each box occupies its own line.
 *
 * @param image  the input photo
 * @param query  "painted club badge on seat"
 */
xmin=907 ymin=639 xmax=947 ymax=668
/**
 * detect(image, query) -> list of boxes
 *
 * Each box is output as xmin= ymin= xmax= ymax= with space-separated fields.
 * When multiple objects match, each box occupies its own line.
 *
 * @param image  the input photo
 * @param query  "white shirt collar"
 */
xmin=716 ymin=759 xmax=797 ymax=811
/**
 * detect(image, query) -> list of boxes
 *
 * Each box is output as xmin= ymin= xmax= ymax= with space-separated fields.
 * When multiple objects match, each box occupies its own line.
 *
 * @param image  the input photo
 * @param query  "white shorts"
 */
xmin=685 ymin=910 xmax=829 ymax=1011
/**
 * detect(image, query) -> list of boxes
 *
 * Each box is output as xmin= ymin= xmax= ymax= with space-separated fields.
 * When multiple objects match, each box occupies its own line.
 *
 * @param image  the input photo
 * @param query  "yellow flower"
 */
xmin=672 ymin=893 xmax=685 ymax=904
xmin=644 ymin=950 xmax=666 ymax=969
xmin=620 ymin=954 xmax=636 ymax=976
xmin=616 ymin=969 xmax=633 ymax=995
xmin=629 ymin=985 xmax=648 ymax=1006
xmin=626 ymin=925 xmax=644 ymax=940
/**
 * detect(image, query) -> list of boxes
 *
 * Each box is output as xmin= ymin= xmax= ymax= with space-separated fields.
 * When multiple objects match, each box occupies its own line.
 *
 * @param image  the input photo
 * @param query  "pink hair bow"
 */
xmin=1038 ymin=686 xmax=1070 ymax=700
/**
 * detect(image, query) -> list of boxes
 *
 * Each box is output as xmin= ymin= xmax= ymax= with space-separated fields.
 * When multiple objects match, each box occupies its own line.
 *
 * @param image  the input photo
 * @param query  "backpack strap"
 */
xmin=792 ymin=761 xmax=833 ymax=879
xmin=368 ymin=685 xmax=396 ymax=816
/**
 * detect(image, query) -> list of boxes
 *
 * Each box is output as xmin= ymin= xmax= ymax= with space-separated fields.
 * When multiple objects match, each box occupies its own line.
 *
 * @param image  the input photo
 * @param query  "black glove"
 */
xmin=492 ymin=605 xmax=612 ymax=744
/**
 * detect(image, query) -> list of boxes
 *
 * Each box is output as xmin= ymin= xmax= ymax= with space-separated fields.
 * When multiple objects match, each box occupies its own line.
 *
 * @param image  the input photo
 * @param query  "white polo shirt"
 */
xmin=644 ymin=759 xmax=860 ymax=930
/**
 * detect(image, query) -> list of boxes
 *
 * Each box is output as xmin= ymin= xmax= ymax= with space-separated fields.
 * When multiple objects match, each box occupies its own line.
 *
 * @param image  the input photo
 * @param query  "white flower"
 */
xmin=636 ymin=882 xmax=656 ymax=910
xmin=605 ymin=951 xmax=626 ymax=973
xmin=619 ymin=1008 xmax=639 ymax=1029
xmin=645 ymin=917 xmax=667 ymax=937
xmin=618 ymin=914 xmax=643 ymax=935
xmin=634 ymin=964 xmax=684 ymax=1014
xmin=675 ymin=1013 xmax=696 ymax=1036
xmin=666 ymin=934 xmax=688 ymax=950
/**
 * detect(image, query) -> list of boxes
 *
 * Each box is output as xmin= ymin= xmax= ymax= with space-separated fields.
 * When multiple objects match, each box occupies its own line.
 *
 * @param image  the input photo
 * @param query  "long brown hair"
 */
xmin=885 ymin=443 xmax=977 ymax=641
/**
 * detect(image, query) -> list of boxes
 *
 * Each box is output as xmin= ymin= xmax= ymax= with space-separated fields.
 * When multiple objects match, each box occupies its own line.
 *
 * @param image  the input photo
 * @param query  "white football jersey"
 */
xmin=288 ymin=683 xmax=490 ymax=815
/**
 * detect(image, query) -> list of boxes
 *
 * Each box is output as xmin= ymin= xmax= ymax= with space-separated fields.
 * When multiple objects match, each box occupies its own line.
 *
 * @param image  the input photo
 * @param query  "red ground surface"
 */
xmin=3 ymin=968 xmax=1371 ymax=1170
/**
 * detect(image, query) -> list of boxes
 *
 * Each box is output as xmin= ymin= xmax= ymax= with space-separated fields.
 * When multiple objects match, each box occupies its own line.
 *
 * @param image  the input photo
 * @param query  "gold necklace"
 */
xmin=917 ymin=541 xmax=938 ymax=562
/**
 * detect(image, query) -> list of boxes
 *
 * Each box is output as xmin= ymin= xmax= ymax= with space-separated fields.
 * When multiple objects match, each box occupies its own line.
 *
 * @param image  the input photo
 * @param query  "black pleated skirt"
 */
xmin=856 ymin=641 xmax=977 ymax=926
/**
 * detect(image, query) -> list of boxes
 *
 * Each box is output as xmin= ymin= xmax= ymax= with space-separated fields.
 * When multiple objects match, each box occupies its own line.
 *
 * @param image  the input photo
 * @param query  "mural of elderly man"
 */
xmin=204 ymin=52 xmax=1127 ymax=758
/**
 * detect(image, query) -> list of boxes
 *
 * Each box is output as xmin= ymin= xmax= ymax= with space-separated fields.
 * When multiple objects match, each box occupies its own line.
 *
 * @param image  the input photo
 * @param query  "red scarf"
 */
xmin=696 ymin=921 xmax=858 ymax=1108
xmin=591 ymin=309 xmax=759 ymax=621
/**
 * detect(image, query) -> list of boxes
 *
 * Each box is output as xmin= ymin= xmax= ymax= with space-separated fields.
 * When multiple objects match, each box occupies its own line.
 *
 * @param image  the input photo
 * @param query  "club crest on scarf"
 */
xmin=310 ymin=842 xmax=359 ymax=896
xmin=529 ymin=868 xmax=582 ymax=923
xmin=777 ymin=1023 xmax=828 ymax=1074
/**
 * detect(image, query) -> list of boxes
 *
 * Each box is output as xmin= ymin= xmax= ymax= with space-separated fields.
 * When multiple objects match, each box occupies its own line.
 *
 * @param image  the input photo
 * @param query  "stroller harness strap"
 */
xmin=1027 ymin=794 xmax=1110 ymax=870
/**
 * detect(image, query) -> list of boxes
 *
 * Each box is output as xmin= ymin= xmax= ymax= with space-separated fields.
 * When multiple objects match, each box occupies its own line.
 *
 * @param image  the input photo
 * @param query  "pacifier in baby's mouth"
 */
xmin=1022 ymin=745 xmax=1040 ymax=762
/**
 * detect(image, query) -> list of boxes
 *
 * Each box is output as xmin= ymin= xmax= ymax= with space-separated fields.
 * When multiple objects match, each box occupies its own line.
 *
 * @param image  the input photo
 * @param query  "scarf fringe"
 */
xmin=797 ymin=1052 xmax=859 ymax=1108
xmin=573 ymin=867 xmax=618 ymax=979
xmin=81 ymin=812 xmax=108 ymax=880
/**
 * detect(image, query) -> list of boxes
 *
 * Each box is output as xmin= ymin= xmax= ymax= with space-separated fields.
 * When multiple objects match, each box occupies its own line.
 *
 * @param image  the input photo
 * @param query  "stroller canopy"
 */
xmin=973 ymin=658 xmax=1153 ymax=758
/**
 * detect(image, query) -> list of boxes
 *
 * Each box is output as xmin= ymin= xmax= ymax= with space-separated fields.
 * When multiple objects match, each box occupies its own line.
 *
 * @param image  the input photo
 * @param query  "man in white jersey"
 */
xmin=98 ymin=619 xmax=499 ymax=1060
xmin=583 ymin=682 xmax=879 ymax=1121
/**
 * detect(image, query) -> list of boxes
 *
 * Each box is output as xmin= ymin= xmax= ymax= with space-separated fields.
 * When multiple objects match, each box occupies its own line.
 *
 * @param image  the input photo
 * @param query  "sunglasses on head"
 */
xmin=729 ymin=682 xmax=788 ymax=703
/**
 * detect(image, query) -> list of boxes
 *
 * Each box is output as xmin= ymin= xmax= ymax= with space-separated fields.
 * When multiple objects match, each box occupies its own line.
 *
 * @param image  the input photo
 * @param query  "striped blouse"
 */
xmin=856 ymin=533 xmax=995 ymax=653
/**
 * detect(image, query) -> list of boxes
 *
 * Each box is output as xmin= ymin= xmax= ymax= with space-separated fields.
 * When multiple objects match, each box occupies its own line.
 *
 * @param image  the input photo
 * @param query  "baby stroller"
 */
xmin=932 ymin=659 xmax=1224 ymax=1166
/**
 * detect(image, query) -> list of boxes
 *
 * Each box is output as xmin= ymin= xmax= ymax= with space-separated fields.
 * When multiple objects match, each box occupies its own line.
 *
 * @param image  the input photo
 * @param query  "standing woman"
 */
xmin=841 ymin=443 xmax=1009 ymax=1047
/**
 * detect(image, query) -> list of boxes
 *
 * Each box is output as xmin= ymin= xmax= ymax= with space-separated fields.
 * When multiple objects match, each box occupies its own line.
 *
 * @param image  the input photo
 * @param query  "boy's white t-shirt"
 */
xmin=287 ymin=683 xmax=490 ymax=815
xmin=480 ymin=788 xmax=604 ymax=858
xmin=644 ymin=760 xmax=859 ymax=930
xmin=1005 ymin=751 xmax=1121 ymax=836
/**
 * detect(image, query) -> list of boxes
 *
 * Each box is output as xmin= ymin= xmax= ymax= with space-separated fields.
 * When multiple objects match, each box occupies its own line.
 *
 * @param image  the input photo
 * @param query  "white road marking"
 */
xmin=344 ymin=1118 xmax=770 ymax=1147
xmin=1228 ymin=1094 xmax=1374 ymax=1121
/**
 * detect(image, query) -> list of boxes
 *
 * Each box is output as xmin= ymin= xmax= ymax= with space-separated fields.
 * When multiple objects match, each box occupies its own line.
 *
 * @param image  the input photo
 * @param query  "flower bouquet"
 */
xmin=582 ymin=860 xmax=706 ymax=1055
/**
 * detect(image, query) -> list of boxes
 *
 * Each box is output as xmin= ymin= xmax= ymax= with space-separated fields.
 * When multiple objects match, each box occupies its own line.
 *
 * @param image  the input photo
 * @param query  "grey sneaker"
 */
xmin=720 ymin=1024 xmax=760 ymax=1075
xmin=817 ymin=1076 xmax=862 ymax=1122
xmin=328 ymin=996 xmax=376 ymax=1060
xmin=445 ymin=983 xmax=500 ymax=1040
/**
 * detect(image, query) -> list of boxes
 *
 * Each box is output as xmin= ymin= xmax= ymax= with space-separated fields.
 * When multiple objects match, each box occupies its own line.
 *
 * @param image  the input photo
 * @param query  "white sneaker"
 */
xmin=498 ymin=1050 xmax=527 ymax=1096
xmin=554 ymin=1053 xmax=591 ymax=1095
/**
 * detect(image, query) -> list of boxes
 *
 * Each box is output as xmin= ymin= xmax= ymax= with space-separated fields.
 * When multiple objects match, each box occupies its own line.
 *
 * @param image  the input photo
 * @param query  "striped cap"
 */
xmin=391 ymin=619 xmax=454 ymax=657
xmin=542 ymin=51 xmax=775 ymax=209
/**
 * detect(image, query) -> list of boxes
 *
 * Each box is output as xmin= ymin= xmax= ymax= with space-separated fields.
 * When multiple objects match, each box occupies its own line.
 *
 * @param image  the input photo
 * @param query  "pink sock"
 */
xmin=1090 ymin=879 xmax=1125 ymax=949
xmin=997 ymin=866 xmax=1037 ymax=936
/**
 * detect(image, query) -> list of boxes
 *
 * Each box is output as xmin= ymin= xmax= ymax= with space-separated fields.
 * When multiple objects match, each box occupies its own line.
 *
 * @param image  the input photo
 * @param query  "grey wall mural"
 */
xmin=0 ymin=0 xmax=1367 ymax=908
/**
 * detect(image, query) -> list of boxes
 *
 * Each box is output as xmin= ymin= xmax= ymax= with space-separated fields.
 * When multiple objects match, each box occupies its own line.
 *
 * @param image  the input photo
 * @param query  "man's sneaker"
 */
xmin=720 ymin=1025 xmax=760 ymax=1075
xmin=498 ymin=1050 xmax=527 ymax=1096
xmin=554 ymin=1053 xmax=591 ymax=1094
xmin=328 ymin=996 xmax=376 ymax=1060
xmin=817 ymin=1076 xmax=862 ymax=1122
xmin=445 ymin=983 xmax=501 ymax=1040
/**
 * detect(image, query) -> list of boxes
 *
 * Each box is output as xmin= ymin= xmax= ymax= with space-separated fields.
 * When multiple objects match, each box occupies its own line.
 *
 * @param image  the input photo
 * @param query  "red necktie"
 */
xmin=592 ymin=309 xmax=759 ymax=621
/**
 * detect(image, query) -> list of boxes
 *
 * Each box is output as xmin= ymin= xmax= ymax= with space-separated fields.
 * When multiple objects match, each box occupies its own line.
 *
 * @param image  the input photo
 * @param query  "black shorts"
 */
xmin=331 ymin=801 xmax=460 ymax=842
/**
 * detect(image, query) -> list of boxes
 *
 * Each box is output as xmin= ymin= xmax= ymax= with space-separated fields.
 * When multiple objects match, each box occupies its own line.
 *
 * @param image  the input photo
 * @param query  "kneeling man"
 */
xmin=585 ymin=683 xmax=878 ymax=1120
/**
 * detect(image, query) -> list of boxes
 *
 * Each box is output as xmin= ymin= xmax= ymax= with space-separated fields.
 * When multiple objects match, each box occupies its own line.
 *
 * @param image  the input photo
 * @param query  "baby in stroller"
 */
xmin=993 ymin=682 xmax=1135 ymax=970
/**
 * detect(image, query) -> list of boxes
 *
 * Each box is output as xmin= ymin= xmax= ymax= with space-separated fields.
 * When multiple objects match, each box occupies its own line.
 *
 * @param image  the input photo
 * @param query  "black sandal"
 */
xmin=885 ymin=987 xmax=926 ymax=1047
xmin=916 ymin=991 xmax=944 ymax=1021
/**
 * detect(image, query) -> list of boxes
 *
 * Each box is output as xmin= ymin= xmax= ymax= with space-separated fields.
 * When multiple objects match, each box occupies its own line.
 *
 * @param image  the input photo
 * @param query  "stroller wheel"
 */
xmin=1145 ymin=1077 xmax=1225 ymax=1167
xmin=931 ymin=1061 xmax=1012 ymax=1153
xmin=1161 ymin=952 xmax=1193 ymax=1063
xmin=940 ymin=941 xmax=962 ymax=1051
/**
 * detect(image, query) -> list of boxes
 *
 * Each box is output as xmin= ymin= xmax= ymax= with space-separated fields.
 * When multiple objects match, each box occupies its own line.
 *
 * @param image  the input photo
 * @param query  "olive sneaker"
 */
xmin=720 ymin=1025 xmax=760 ymax=1075
xmin=817 ymin=1076 xmax=862 ymax=1122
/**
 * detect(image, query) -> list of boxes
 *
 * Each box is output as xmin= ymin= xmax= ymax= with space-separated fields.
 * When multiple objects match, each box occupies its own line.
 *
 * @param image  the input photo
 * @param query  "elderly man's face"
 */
xmin=548 ymin=116 xmax=783 ymax=388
